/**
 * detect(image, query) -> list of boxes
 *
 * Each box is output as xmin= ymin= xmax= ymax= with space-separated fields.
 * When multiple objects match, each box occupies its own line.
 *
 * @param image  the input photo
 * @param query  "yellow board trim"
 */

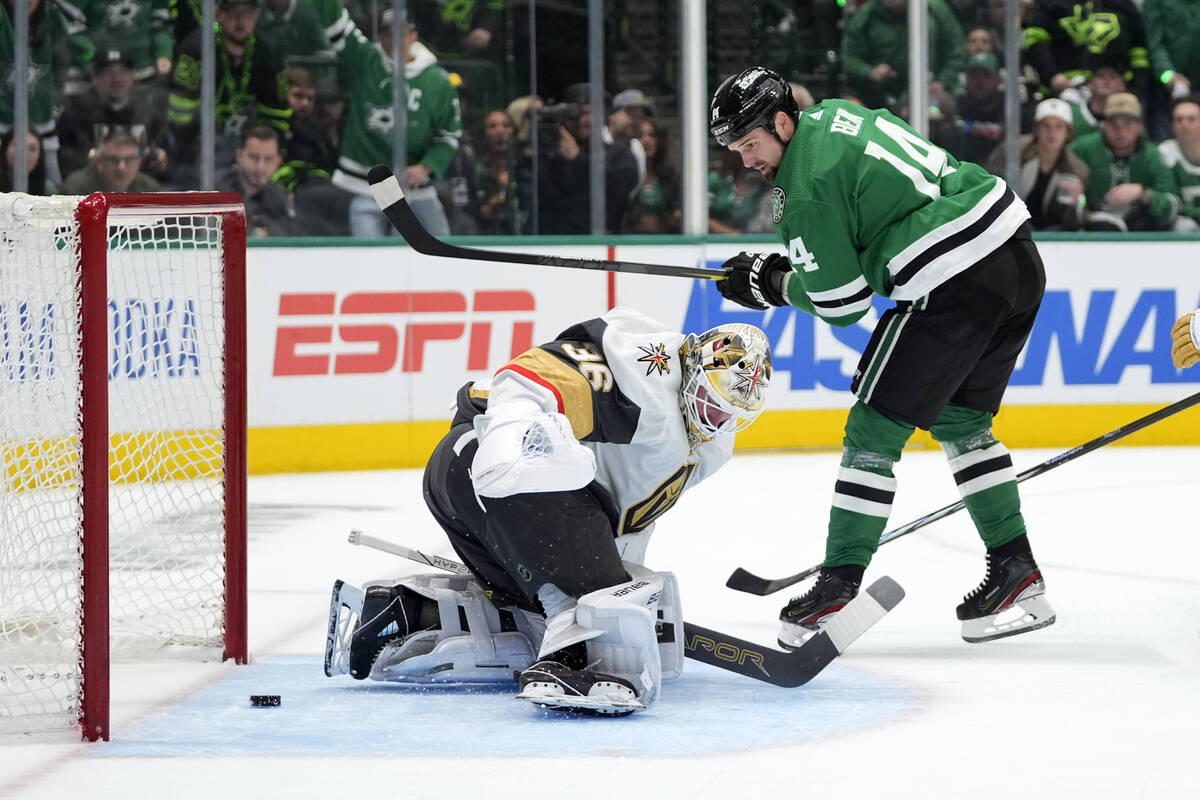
xmin=247 ymin=402 xmax=1200 ymax=474
xmin=11 ymin=407 xmax=1194 ymax=483
xmin=4 ymin=431 xmax=224 ymax=490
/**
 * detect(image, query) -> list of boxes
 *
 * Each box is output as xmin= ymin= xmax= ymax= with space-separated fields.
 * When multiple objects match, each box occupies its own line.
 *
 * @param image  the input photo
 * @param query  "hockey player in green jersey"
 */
xmin=711 ymin=66 xmax=1056 ymax=646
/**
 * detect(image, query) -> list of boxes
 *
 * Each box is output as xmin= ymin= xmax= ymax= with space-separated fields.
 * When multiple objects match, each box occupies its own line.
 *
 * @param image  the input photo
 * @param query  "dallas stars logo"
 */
xmin=222 ymin=111 xmax=249 ymax=137
xmin=366 ymin=104 xmax=396 ymax=135
xmin=771 ymin=187 xmax=786 ymax=224
xmin=107 ymin=0 xmax=140 ymax=27
xmin=637 ymin=342 xmax=672 ymax=376
xmin=733 ymin=357 xmax=768 ymax=402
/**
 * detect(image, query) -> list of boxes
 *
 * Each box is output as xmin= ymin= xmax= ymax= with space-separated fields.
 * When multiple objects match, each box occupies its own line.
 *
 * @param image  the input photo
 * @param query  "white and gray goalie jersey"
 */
xmin=470 ymin=306 xmax=733 ymax=557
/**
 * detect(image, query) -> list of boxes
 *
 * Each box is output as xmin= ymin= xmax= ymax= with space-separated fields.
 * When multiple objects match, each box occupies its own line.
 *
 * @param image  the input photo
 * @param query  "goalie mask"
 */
xmin=679 ymin=324 xmax=772 ymax=441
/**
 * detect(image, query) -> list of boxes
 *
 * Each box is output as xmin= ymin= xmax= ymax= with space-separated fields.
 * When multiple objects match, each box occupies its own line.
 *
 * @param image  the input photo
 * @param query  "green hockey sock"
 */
xmin=931 ymin=407 xmax=1026 ymax=549
xmin=824 ymin=402 xmax=913 ymax=567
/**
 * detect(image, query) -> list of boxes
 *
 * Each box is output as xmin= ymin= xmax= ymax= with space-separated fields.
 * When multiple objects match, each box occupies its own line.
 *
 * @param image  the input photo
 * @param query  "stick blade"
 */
xmin=822 ymin=575 xmax=904 ymax=655
xmin=725 ymin=565 xmax=817 ymax=596
xmin=864 ymin=574 xmax=905 ymax=611
xmin=724 ymin=567 xmax=776 ymax=595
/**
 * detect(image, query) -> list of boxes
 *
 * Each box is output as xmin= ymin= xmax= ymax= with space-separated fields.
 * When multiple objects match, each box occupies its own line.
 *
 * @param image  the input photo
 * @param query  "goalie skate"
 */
xmin=516 ymin=660 xmax=645 ymax=717
xmin=957 ymin=551 xmax=1056 ymax=643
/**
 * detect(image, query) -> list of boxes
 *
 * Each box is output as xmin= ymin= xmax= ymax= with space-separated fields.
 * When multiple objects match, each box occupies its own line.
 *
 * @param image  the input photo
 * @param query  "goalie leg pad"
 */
xmin=326 ymin=573 xmax=538 ymax=684
xmin=371 ymin=573 xmax=537 ymax=683
xmin=535 ymin=567 xmax=679 ymax=707
xmin=627 ymin=562 xmax=683 ymax=680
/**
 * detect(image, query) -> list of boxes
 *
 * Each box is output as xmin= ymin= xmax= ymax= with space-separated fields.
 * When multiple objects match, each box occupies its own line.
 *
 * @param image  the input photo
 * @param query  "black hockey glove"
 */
xmin=717 ymin=252 xmax=791 ymax=310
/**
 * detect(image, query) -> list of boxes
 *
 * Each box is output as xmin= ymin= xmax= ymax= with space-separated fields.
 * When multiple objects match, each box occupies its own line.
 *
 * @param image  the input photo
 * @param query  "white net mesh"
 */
xmin=0 ymin=194 xmax=232 ymax=737
xmin=0 ymin=194 xmax=87 ymax=734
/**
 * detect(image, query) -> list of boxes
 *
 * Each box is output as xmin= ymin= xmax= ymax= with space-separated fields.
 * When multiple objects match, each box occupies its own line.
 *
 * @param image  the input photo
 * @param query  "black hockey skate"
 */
xmin=778 ymin=569 xmax=861 ymax=651
xmin=957 ymin=550 xmax=1056 ymax=643
xmin=515 ymin=659 xmax=643 ymax=717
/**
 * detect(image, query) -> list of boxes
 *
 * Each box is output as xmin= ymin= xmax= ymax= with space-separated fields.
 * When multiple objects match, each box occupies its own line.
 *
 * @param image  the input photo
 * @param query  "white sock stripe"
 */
xmin=837 ymin=466 xmax=898 ymax=492
xmin=946 ymin=443 xmax=1010 ymax=473
xmin=956 ymin=466 xmax=1018 ymax=497
xmin=832 ymin=492 xmax=893 ymax=518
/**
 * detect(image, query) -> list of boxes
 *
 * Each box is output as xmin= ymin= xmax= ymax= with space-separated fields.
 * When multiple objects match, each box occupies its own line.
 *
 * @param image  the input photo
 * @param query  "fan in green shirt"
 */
xmin=1070 ymin=92 xmax=1180 ymax=231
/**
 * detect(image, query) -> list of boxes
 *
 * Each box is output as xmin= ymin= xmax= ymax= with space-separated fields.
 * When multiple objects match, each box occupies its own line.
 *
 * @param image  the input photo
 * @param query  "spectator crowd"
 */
xmin=5 ymin=0 xmax=1200 ymax=235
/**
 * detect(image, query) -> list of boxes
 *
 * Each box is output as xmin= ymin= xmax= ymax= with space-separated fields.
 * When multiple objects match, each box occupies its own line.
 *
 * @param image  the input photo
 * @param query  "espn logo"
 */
xmin=273 ymin=290 xmax=535 ymax=376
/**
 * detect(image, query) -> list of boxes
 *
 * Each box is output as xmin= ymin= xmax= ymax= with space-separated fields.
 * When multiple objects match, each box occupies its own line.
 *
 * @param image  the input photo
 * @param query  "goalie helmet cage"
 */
xmin=0 ymin=192 xmax=248 ymax=742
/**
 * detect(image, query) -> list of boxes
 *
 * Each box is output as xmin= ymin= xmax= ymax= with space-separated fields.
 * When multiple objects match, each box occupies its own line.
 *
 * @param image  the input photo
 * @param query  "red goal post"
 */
xmin=0 ymin=192 xmax=248 ymax=742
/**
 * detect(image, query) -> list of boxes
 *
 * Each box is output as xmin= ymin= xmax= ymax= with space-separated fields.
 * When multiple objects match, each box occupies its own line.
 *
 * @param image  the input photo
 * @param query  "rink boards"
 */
xmin=240 ymin=236 xmax=1200 ymax=472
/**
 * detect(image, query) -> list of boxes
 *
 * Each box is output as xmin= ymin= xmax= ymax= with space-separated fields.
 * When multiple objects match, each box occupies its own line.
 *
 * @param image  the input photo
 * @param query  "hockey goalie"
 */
xmin=325 ymin=307 xmax=772 ymax=716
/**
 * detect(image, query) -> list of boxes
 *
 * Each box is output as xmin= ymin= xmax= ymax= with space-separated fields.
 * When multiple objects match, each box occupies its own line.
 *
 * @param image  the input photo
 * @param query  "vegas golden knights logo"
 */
xmin=621 ymin=463 xmax=697 ymax=535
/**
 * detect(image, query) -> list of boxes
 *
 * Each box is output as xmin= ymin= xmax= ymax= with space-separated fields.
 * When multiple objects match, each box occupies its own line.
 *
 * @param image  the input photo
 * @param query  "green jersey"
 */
xmin=1157 ymin=139 xmax=1200 ymax=221
xmin=317 ymin=0 xmax=462 ymax=196
xmin=78 ymin=0 xmax=172 ymax=79
xmin=1 ymin=0 xmax=91 ymax=136
xmin=773 ymin=100 xmax=1029 ymax=326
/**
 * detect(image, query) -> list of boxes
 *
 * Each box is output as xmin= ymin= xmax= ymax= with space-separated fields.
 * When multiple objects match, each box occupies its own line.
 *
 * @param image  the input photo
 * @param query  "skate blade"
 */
xmin=517 ymin=684 xmax=644 ymax=716
xmin=777 ymin=620 xmax=819 ymax=651
xmin=961 ymin=594 xmax=1056 ymax=643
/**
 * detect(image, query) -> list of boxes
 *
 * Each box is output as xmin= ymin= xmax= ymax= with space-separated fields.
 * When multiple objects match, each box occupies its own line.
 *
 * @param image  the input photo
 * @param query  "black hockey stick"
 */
xmin=366 ymin=164 xmax=723 ymax=280
xmin=348 ymin=530 xmax=903 ymax=688
xmin=727 ymin=388 xmax=1200 ymax=596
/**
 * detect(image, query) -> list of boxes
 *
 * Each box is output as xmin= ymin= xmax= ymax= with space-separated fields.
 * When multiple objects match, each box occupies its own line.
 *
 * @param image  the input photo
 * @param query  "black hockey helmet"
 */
xmin=710 ymin=66 xmax=799 ymax=147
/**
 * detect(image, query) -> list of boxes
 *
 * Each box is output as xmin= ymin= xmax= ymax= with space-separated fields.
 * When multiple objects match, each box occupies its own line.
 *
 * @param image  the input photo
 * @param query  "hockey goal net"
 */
xmin=0 ymin=192 xmax=247 ymax=742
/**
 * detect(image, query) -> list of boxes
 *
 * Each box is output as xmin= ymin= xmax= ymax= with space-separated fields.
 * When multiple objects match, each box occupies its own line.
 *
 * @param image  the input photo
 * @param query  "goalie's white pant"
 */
xmin=536 ymin=563 xmax=684 ymax=707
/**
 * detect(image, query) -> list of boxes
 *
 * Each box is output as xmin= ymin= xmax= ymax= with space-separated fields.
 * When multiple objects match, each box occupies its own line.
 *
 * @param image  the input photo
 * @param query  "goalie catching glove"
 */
xmin=1172 ymin=311 xmax=1199 ymax=369
xmin=717 ymin=252 xmax=791 ymax=310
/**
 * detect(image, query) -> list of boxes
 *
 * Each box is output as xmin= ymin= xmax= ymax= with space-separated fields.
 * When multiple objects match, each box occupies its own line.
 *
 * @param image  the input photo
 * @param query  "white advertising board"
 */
xmin=247 ymin=239 xmax=1200 ymax=432
xmin=613 ymin=239 xmax=1200 ymax=409
xmin=247 ymin=243 xmax=610 ymax=427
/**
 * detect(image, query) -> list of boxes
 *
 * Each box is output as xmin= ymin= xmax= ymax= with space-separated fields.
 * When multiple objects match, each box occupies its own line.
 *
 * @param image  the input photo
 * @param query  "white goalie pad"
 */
xmin=325 ymin=573 xmax=541 ymax=684
xmin=471 ymin=410 xmax=596 ymax=497
xmin=536 ymin=564 xmax=683 ymax=707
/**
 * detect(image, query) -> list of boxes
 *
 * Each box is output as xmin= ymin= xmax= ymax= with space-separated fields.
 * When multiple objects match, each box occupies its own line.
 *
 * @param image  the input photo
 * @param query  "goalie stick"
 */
xmin=366 ymin=164 xmax=723 ymax=280
xmin=727 ymin=387 xmax=1200 ymax=596
xmin=346 ymin=529 xmax=903 ymax=688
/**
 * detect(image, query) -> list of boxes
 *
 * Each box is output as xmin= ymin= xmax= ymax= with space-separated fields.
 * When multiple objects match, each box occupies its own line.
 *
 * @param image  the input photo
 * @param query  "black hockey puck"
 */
xmin=250 ymin=695 xmax=281 ymax=707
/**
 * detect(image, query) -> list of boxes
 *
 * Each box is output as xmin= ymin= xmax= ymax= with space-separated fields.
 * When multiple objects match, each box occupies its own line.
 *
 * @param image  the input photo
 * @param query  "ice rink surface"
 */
xmin=2 ymin=446 xmax=1198 ymax=799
